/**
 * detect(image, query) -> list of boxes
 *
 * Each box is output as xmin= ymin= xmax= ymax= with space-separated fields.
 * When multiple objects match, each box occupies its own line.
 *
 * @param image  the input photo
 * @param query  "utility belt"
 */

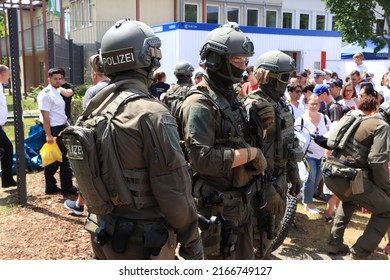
xmin=84 ymin=214 xmax=177 ymax=260
xmin=321 ymin=157 xmax=368 ymax=195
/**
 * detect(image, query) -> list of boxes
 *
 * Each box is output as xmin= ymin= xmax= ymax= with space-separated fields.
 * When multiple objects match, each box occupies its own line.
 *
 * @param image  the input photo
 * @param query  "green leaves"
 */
xmin=323 ymin=0 xmax=389 ymax=57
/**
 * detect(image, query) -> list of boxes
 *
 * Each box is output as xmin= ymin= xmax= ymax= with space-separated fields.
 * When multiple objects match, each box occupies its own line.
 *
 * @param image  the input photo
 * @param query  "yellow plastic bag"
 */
xmin=40 ymin=137 xmax=63 ymax=167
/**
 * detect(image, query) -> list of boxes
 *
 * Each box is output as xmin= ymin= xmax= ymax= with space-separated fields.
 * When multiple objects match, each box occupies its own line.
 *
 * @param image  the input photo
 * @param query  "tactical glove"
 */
xmin=289 ymin=177 xmax=302 ymax=196
xmin=252 ymin=99 xmax=275 ymax=130
xmin=251 ymin=148 xmax=267 ymax=175
xmin=263 ymin=184 xmax=284 ymax=214
xmin=178 ymin=236 xmax=204 ymax=260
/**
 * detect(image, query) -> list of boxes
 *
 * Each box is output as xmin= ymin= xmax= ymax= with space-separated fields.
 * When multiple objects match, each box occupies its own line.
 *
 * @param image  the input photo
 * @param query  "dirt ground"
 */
xmin=0 ymin=171 xmax=389 ymax=260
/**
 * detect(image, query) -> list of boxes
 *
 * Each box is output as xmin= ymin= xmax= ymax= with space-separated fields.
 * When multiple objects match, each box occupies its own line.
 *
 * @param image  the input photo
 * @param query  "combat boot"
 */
xmin=349 ymin=247 xmax=370 ymax=260
xmin=326 ymin=243 xmax=349 ymax=254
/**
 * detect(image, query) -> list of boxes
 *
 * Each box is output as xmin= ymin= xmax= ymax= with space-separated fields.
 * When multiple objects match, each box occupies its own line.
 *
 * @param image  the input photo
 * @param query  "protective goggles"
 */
xmin=267 ymin=71 xmax=291 ymax=84
xmin=229 ymin=55 xmax=250 ymax=65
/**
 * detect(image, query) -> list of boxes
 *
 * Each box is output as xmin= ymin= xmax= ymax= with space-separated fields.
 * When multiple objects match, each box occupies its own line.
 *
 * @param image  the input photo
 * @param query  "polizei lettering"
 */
xmin=101 ymin=47 xmax=137 ymax=73
xmin=103 ymin=52 xmax=135 ymax=66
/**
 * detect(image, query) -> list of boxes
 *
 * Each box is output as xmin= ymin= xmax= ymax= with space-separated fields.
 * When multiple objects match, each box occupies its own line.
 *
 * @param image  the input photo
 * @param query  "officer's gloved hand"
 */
xmin=263 ymin=185 xmax=284 ymax=214
xmin=178 ymin=236 xmax=204 ymax=260
xmin=253 ymin=99 xmax=275 ymax=130
xmin=251 ymin=148 xmax=267 ymax=175
xmin=289 ymin=177 xmax=302 ymax=196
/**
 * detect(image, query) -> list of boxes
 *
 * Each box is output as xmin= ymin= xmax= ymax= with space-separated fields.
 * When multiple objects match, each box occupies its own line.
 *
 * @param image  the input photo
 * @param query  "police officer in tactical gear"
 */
xmin=83 ymin=19 xmax=202 ymax=260
xmin=322 ymin=88 xmax=390 ymax=259
xmin=164 ymin=60 xmax=194 ymax=111
xmin=244 ymin=50 xmax=303 ymax=259
xmin=179 ymin=23 xmax=268 ymax=260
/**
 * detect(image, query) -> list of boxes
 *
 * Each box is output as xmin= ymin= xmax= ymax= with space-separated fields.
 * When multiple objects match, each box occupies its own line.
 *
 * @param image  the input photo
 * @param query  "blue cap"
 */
xmin=313 ymin=84 xmax=329 ymax=96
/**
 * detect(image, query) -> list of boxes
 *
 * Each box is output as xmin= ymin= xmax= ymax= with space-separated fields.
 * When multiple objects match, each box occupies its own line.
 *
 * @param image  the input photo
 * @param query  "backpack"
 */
xmin=60 ymin=80 xmax=149 ymax=215
xmin=327 ymin=110 xmax=367 ymax=150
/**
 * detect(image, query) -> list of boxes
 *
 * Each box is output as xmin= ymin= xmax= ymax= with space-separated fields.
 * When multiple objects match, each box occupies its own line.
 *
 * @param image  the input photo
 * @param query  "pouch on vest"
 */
xmin=61 ymin=125 xmax=114 ymax=215
xmin=351 ymin=168 xmax=364 ymax=194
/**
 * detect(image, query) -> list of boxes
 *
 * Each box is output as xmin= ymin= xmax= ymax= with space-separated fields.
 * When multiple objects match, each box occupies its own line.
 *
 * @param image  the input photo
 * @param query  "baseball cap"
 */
xmin=198 ymin=58 xmax=206 ymax=65
xmin=296 ymin=71 xmax=308 ymax=78
xmin=194 ymin=71 xmax=204 ymax=78
xmin=323 ymin=68 xmax=332 ymax=75
xmin=313 ymin=69 xmax=326 ymax=78
xmin=313 ymin=84 xmax=329 ymax=96
xmin=327 ymin=78 xmax=343 ymax=88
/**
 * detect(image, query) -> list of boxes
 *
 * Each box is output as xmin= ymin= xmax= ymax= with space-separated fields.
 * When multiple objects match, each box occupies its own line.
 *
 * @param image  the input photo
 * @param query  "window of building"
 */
xmin=266 ymin=10 xmax=277 ymax=28
xmin=227 ymin=6 xmax=239 ymax=23
xmin=316 ymin=14 xmax=325 ymax=30
xmin=72 ymin=2 xmax=78 ymax=30
xmin=88 ymin=0 xmax=93 ymax=26
xmin=300 ymin=13 xmax=309 ymax=30
xmin=80 ymin=0 xmax=85 ymax=28
xmin=376 ymin=19 xmax=385 ymax=35
xmin=331 ymin=16 xmax=337 ymax=31
xmin=247 ymin=9 xmax=258 ymax=26
xmin=64 ymin=8 xmax=71 ymax=38
xmin=283 ymin=12 xmax=293 ymax=28
xmin=207 ymin=5 xmax=219 ymax=24
xmin=185 ymin=3 xmax=198 ymax=22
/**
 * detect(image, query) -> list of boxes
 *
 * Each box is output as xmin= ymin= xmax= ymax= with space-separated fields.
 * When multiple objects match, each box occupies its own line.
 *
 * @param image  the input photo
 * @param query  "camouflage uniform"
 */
xmin=243 ymin=50 xmax=301 ymax=259
xmin=80 ymin=19 xmax=201 ymax=260
xmin=324 ymin=110 xmax=390 ymax=258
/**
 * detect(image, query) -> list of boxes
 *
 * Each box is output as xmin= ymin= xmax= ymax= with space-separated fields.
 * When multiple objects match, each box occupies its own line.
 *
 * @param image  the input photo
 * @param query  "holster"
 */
xmin=220 ymin=218 xmax=238 ymax=258
xmin=111 ymin=217 xmax=135 ymax=253
xmin=148 ymin=227 xmax=177 ymax=260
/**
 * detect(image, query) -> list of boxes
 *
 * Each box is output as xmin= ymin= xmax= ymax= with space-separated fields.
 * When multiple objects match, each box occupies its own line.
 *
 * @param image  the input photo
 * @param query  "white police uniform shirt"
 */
xmin=37 ymin=84 xmax=67 ymax=126
xmin=0 ymin=83 xmax=8 ymax=126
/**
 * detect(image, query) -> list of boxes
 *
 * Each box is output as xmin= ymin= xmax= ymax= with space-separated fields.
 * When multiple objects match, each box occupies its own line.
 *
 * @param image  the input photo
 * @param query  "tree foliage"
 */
xmin=324 ymin=0 xmax=390 ymax=56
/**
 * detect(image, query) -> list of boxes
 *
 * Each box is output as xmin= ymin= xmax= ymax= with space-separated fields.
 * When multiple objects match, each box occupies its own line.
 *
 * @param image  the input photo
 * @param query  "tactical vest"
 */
xmin=328 ymin=111 xmax=381 ymax=168
xmin=185 ymin=85 xmax=250 ymax=149
xmin=60 ymin=80 xmax=153 ymax=215
xmin=248 ymin=90 xmax=297 ymax=170
xmin=164 ymin=83 xmax=193 ymax=112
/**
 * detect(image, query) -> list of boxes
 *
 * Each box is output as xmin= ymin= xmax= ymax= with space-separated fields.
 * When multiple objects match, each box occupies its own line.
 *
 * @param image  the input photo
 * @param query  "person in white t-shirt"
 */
xmin=295 ymin=94 xmax=330 ymax=214
xmin=37 ymin=68 xmax=78 ymax=195
xmin=0 ymin=65 xmax=17 ymax=188
xmin=353 ymin=52 xmax=368 ymax=79
xmin=287 ymin=83 xmax=305 ymax=120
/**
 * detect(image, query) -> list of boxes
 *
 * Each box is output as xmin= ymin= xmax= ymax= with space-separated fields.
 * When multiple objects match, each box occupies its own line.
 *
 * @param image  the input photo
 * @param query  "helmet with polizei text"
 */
xmin=100 ymin=18 xmax=162 ymax=77
xmin=174 ymin=60 xmax=194 ymax=78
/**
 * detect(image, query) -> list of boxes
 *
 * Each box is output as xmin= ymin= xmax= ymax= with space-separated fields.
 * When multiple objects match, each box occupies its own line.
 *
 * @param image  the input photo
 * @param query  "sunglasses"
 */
xmin=294 ymin=90 xmax=302 ymax=93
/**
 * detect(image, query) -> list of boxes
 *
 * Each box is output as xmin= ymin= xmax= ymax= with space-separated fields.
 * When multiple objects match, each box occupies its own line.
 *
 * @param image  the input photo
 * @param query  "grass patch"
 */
xmin=4 ymin=94 xmax=39 ymax=150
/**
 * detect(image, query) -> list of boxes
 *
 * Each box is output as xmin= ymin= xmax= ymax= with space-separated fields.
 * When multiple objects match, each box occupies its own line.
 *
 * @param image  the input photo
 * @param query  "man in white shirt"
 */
xmin=353 ymin=52 xmax=368 ymax=79
xmin=0 ymin=65 xmax=17 ymax=188
xmin=287 ymin=83 xmax=305 ymax=120
xmin=37 ymin=68 xmax=77 ymax=195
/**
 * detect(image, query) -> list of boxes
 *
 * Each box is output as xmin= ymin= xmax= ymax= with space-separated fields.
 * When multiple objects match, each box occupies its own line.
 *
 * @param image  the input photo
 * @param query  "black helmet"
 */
xmin=199 ymin=22 xmax=254 ymax=71
xmin=174 ymin=60 xmax=194 ymax=78
xmin=100 ymin=18 xmax=162 ymax=77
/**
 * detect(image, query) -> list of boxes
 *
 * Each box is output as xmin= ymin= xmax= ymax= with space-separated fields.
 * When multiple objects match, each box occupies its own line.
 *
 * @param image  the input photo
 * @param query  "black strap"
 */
xmin=188 ymin=87 xmax=248 ymax=143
